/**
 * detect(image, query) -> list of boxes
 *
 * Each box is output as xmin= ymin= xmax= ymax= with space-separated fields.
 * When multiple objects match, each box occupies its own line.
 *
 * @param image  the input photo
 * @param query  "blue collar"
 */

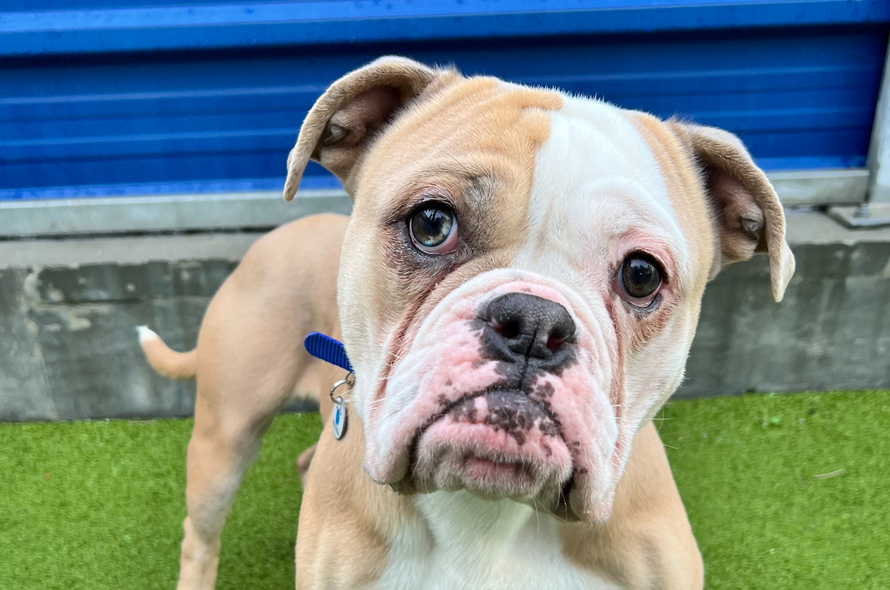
xmin=304 ymin=332 xmax=353 ymax=373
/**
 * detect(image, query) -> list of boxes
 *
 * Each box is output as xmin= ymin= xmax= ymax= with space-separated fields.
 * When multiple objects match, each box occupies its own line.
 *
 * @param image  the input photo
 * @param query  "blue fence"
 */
xmin=1 ymin=1 xmax=888 ymax=200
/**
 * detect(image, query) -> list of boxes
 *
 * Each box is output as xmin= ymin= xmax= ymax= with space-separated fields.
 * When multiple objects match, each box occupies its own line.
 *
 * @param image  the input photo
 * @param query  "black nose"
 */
xmin=481 ymin=293 xmax=576 ymax=363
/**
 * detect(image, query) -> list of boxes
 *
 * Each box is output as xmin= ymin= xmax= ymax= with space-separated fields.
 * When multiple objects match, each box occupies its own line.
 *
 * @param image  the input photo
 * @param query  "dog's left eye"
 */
xmin=409 ymin=204 xmax=458 ymax=254
xmin=616 ymin=253 xmax=663 ymax=308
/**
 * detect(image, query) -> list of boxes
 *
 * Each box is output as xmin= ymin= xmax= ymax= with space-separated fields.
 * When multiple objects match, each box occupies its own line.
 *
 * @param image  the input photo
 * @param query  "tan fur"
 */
xmin=284 ymin=56 xmax=444 ymax=199
xmin=667 ymin=122 xmax=795 ymax=301
xmin=141 ymin=214 xmax=348 ymax=590
xmin=297 ymin=404 xmax=414 ymax=589
xmin=140 ymin=337 xmax=197 ymax=379
xmin=338 ymin=76 xmax=564 ymax=376
xmin=291 ymin=58 xmax=704 ymax=588
xmin=300 ymin=398 xmax=700 ymax=589
xmin=630 ymin=112 xmax=795 ymax=304
xmin=627 ymin=112 xmax=716 ymax=301
xmin=143 ymin=213 xmax=702 ymax=590
xmin=559 ymin=422 xmax=703 ymax=588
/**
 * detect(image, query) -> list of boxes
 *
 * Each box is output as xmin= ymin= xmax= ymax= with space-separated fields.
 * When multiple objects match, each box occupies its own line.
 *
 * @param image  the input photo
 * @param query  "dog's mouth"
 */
xmin=397 ymin=389 xmax=577 ymax=511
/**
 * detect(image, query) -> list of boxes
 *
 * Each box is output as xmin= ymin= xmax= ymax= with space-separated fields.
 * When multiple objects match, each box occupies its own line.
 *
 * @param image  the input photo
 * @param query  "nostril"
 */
xmin=493 ymin=319 xmax=521 ymax=340
xmin=545 ymin=336 xmax=565 ymax=352
xmin=546 ymin=325 xmax=573 ymax=352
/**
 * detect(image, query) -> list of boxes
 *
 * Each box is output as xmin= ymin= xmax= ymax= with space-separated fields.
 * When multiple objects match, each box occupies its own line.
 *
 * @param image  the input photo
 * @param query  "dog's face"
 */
xmin=285 ymin=57 xmax=794 ymax=523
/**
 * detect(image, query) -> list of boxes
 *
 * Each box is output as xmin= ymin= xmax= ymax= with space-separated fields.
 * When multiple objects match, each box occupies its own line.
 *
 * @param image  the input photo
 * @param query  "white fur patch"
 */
xmin=375 ymin=492 xmax=620 ymax=590
xmin=136 ymin=325 xmax=159 ymax=343
xmin=515 ymin=94 xmax=688 ymax=286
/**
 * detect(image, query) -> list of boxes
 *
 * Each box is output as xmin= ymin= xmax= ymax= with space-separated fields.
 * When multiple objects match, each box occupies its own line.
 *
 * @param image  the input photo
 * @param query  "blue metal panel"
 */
xmin=3 ymin=1 xmax=889 ymax=57
xmin=1 ymin=1 xmax=888 ymax=200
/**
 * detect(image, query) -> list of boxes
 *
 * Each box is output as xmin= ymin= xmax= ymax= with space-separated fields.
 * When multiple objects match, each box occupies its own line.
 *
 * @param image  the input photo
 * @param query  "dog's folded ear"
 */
xmin=284 ymin=56 xmax=451 ymax=201
xmin=670 ymin=122 xmax=796 ymax=302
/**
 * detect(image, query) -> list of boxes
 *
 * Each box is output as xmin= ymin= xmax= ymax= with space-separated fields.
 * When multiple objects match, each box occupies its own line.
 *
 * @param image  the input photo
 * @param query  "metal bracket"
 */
xmin=827 ymin=203 xmax=890 ymax=229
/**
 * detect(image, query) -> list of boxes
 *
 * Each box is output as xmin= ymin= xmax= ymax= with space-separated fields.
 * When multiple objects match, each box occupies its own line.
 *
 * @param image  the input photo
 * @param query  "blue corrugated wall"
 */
xmin=1 ymin=1 xmax=888 ymax=200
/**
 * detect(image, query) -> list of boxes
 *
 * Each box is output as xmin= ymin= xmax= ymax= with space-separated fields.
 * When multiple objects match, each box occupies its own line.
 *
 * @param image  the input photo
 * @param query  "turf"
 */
xmin=658 ymin=390 xmax=890 ymax=589
xmin=1 ymin=390 xmax=888 ymax=589
xmin=0 ymin=413 xmax=323 ymax=590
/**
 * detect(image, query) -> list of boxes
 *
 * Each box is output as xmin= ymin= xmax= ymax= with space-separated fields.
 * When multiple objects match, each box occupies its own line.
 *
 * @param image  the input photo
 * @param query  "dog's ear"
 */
xmin=284 ymin=56 xmax=449 ymax=200
xmin=670 ymin=122 xmax=795 ymax=302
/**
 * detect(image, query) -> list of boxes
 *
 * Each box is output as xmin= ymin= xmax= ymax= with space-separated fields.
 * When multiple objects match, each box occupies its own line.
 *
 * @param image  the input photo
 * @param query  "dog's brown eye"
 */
xmin=618 ymin=253 xmax=663 ymax=307
xmin=409 ymin=204 xmax=458 ymax=254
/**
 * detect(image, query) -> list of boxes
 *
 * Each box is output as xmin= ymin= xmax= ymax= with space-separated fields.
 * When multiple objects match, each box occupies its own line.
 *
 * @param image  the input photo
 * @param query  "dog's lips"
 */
xmin=426 ymin=446 xmax=541 ymax=500
xmin=367 ymin=361 xmax=621 ymax=523
xmin=406 ymin=391 xmax=575 ymax=503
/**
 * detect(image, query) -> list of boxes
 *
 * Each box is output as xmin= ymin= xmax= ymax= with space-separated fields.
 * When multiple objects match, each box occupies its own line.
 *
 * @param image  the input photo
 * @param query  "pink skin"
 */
xmin=415 ymin=391 xmax=573 ymax=500
xmin=362 ymin=271 xmax=625 ymax=522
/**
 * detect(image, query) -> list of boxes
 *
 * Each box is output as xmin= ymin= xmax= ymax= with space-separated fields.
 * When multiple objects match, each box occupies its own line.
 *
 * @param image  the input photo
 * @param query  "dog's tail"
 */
xmin=136 ymin=326 xmax=198 ymax=380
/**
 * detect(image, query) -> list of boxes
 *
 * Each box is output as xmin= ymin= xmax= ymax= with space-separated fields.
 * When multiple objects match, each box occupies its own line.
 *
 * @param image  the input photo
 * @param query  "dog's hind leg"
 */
xmin=140 ymin=214 xmax=347 ymax=589
xmin=177 ymin=353 xmax=338 ymax=590
xmin=176 ymin=364 xmax=286 ymax=590
xmin=174 ymin=297 xmax=341 ymax=590
xmin=295 ymin=444 xmax=317 ymax=486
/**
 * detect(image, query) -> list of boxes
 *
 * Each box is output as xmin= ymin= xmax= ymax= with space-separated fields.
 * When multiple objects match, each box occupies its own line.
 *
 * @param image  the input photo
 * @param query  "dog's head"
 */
xmin=285 ymin=57 xmax=794 ymax=523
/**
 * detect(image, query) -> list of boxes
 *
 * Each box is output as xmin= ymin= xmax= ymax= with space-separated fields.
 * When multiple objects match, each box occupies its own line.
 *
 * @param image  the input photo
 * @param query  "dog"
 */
xmin=140 ymin=56 xmax=794 ymax=589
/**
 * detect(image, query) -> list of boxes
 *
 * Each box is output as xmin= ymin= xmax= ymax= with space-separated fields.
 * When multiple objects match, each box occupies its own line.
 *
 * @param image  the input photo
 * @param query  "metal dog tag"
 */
xmin=329 ymin=373 xmax=354 ymax=441
xmin=332 ymin=395 xmax=347 ymax=440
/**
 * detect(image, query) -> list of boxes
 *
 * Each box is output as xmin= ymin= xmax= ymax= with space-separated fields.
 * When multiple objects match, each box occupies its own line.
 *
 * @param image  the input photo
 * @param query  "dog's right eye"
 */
xmin=409 ymin=204 xmax=458 ymax=255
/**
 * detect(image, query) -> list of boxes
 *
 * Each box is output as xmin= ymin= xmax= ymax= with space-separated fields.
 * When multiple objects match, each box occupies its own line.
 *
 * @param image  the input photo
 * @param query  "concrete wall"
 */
xmin=1 ymin=211 xmax=888 ymax=421
xmin=0 ymin=234 xmax=245 ymax=421
xmin=682 ymin=211 xmax=890 ymax=397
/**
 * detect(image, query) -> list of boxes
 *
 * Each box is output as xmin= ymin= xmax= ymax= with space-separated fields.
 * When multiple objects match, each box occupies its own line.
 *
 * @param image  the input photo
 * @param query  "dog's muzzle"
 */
xmin=402 ymin=293 xmax=583 ymax=506
xmin=363 ymin=275 xmax=619 ymax=523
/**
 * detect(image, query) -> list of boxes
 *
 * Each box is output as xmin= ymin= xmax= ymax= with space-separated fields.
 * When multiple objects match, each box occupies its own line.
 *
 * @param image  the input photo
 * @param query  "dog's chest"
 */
xmin=374 ymin=492 xmax=620 ymax=590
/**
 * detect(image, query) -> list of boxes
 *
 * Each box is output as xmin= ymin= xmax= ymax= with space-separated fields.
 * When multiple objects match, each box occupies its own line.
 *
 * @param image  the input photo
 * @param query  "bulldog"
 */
xmin=140 ymin=56 xmax=794 ymax=589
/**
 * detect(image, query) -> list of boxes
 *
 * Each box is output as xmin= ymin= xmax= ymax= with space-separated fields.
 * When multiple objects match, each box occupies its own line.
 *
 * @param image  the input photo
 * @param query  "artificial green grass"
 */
xmin=0 ymin=413 xmax=323 ymax=589
xmin=1 ymin=390 xmax=888 ymax=589
xmin=658 ymin=390 xmax=890 ymax=589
